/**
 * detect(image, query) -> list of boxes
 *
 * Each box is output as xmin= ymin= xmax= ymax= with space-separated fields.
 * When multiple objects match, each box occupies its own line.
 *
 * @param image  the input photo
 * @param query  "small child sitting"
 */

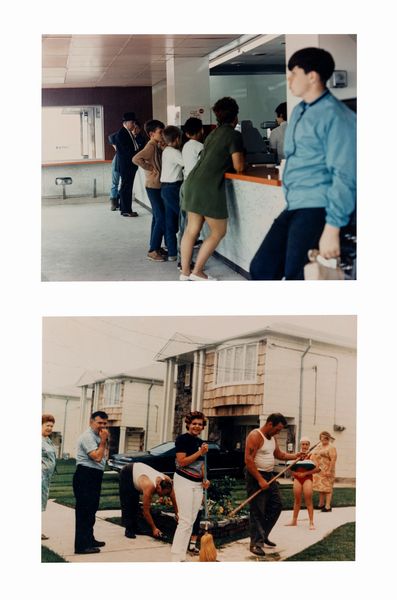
xmin=160 ymin=126 xmax=184 ymax=261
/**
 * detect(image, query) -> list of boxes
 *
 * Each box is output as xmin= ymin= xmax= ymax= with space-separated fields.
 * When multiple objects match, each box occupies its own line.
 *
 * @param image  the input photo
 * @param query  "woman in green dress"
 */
xmin=42 ymin=414 xmax=57 ymax=540
xmin=180 ymin=97 xmax=245 ymax=280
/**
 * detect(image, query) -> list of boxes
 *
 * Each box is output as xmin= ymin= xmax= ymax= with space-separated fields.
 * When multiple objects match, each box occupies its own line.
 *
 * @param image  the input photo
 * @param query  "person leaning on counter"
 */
xmin=250 ymin=47 xmax=356 ymax=280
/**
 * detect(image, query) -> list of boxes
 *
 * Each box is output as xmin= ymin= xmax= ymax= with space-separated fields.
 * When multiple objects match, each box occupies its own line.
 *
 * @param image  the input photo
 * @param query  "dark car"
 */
xmin=107 ymin=441 xmax=245 ymax=479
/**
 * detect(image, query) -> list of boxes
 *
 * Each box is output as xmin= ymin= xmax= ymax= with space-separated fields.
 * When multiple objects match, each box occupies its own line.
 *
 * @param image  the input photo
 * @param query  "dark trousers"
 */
xmin=73 ymin=465 xmax=104 ymax=552
xmin=250 ymin=208 xmax=326 ymax=280
xmin=246 ymin=470 xmax=282 ymax=547
xmin=119 ymin=163 xmax=138 ymax=214
xmin=119 ymin=464 xmax=140 ymax=532
xmin=146 ymin=188 xmax=165 ymax=252
xmin=161 ymin=181 xmax=181 ymax=257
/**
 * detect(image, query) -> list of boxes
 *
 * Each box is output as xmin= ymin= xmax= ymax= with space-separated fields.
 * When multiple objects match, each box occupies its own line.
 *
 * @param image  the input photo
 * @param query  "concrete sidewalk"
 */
xmin=42 ymin=500 xmax=355 ymax=562
xmin=41 ymin=197 xmax=245 ymax=282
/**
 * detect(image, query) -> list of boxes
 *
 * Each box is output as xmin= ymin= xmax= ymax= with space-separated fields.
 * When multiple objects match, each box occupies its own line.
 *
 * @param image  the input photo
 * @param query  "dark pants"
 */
xmin=146 ymin=188 xmax=165 ymax=252
xmin=119 ymin=163 xmax=138 ymax=214
xmin=246 ymin=470 xmax=282 ymax=547
xmin=73 ymin=465 xmax=104 ymax=552
xmin=250 ymin=208 xmax=326 ymax=280
xmin=119 ymin=464 xmax=140 ymax=533
xmin=161 ymin=181 xmax=181 ymax=257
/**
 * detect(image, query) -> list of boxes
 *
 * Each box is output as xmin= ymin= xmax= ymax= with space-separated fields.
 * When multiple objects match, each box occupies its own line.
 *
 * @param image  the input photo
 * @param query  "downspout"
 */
xmin=61 ymin=397 xmax=70 ymax=458
xmin=145 ymin=381 xmax=155 ymax=450
xmin=297 ymin=340 xmax=312 ymax=448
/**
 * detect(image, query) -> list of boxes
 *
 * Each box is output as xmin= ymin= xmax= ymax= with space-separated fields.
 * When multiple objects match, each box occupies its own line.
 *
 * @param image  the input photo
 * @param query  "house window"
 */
xmin=215 ymin=342 xmax=258 ymax=385
xmin=42 ymin=105 xmax=104 ymax=163
xmin=104 ymin=380 xmax=121 ymax=406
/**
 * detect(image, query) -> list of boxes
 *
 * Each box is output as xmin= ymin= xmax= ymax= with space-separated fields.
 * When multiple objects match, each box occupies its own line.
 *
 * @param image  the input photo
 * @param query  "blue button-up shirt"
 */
xmin=76 ymin=427 xmax=106 ymax=470
xmin=283 ymin=89 xmax=356 ymax=228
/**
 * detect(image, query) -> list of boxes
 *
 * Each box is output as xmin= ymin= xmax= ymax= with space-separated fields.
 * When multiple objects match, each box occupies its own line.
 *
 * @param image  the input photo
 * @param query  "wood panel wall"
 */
xmin=202 ymin=341 xmax=266 ymax=417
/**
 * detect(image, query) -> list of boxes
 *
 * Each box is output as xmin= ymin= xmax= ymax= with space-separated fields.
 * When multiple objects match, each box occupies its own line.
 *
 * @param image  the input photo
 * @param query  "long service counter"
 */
xmin=214 ymin=167 xmax=286 ymax=277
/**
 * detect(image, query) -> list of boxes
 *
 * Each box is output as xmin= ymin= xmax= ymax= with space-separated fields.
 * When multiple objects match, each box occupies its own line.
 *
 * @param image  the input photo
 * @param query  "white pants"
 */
xmin=171 ymin=472 xmax=203 ymax=561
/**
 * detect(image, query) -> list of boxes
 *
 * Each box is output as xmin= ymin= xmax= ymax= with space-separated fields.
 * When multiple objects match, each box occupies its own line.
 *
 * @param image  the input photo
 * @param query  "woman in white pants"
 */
xmin=171 ymin=411 xmax=210 ymax=561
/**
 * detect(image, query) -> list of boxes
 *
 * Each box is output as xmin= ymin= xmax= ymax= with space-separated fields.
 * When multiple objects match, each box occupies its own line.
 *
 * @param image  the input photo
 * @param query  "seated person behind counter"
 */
xmin=240 ymin=120 xmax=275 ymax=165
xmin=269 ymin=102 xmax=287 ymax=164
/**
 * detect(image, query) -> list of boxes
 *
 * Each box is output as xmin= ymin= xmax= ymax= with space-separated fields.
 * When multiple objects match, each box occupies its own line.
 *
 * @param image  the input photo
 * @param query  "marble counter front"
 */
xmin=215 ymin=170 xmax=286 ymax=277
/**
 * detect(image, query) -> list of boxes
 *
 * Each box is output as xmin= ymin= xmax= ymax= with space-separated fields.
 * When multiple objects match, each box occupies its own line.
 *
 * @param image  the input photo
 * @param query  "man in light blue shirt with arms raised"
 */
xmin=73 ymin=410 xmax=109 ymax=554
xmin=250 ymin=46 xmax=356 ymax=280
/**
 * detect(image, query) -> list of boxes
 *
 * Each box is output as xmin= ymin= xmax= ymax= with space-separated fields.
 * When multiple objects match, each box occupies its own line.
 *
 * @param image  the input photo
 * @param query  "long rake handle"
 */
xmin=229 ymin=441 xmax=321 ymax=518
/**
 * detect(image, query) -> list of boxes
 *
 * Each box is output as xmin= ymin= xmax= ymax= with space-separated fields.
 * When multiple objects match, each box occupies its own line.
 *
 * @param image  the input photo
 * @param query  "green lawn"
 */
xmin=41 ymin=545 xmax=68 ymax=562
xmin=49 ymin=460 xmax=356 ymax=512
xmin=285 ymin=522 xmax=355 ymax=561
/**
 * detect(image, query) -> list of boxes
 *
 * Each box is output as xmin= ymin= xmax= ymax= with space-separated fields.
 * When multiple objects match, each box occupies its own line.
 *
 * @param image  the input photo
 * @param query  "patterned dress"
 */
xmin=42 ymin=436 xmax=57 ymax=511
xmin=312 ymin=445 xmax=336 ymax=493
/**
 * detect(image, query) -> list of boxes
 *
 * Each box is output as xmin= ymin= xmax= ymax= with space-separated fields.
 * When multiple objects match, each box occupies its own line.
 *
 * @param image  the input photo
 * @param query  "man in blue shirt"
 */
xmin=73 ymin=411 xmax=109 ymax=554
xmin=250 ymin=47 xmax=356 ymax=280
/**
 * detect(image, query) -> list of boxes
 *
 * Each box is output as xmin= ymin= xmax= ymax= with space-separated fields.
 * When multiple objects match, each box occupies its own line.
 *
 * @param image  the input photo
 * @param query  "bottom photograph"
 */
xmin=42 ymin=315 xmax=356 ymax=563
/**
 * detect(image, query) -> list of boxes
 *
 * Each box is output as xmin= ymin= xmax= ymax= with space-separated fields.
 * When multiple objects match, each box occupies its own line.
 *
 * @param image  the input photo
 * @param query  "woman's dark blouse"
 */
xmin=175 ymin=433 xmax=204 ymax=481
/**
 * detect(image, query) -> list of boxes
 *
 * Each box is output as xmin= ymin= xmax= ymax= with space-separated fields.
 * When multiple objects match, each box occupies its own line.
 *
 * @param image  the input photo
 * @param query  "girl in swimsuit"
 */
xmin=285 ymin=437 xmax=320 ymax=530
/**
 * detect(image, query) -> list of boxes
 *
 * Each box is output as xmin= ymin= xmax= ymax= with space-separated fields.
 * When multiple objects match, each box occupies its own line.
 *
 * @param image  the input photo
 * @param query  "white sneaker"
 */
xmin=189 ymin=273 xmax=217 ymax=281
xmin=179 ymin=273 xmax=190 ymax=281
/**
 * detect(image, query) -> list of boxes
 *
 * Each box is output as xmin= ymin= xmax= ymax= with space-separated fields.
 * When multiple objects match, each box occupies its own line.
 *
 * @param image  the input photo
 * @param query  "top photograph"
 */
xmin=41 ymin=34 xmax=356 ymax=282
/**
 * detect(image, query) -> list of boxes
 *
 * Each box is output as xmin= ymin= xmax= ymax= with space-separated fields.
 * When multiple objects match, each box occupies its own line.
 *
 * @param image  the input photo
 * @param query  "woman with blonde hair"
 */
xmin=171 ymin=411 xmax=210 ymax=561
xmin=311 ymin=431 xmax=337 ymax=512
xmin=42 ymin=414 xmax=57 ymax=540
xmin=285 ymin=436 xmax=320 ymax=530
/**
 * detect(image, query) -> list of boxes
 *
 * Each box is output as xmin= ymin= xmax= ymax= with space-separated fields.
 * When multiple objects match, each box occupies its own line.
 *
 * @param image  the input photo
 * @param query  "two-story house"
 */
xmin=157 ymin=325 xmax=356 ymax=481
xmin=78 ymin=363 xmax=169 ymax=456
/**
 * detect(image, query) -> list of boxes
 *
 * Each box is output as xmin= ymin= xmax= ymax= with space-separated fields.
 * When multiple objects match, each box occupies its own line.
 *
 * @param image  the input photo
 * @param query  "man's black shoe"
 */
xmin=125 ymin=529 xmax=136 ymax=539
xmin=264 ymin=538 xmax=277 ymax=547
xmin=250 ymin=545 xmax=266 ymax=556
xmin=75 ymin=547 xmax=100 ymax=554
xmin=92 ymin=539 xmax=106 ymax=547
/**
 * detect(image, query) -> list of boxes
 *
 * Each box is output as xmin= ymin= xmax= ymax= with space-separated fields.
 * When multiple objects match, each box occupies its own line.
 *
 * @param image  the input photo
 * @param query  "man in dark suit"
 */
xmin=115 ymin=112 xmax=146 ymax=217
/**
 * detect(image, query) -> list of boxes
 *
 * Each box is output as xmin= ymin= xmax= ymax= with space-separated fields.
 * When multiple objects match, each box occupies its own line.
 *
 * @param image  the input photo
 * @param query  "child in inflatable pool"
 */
xmin=285 ymin=437 xmax=321 ymax=530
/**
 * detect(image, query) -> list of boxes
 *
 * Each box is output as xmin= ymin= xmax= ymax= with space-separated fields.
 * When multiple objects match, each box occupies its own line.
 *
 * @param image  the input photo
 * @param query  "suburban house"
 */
xmin=78 ymin=363 xmax=169 ymax=457
xmin=156 ymin=325 xmax=356 ymax=481
xmin=42 ymin=385 xmax=81 ymax=458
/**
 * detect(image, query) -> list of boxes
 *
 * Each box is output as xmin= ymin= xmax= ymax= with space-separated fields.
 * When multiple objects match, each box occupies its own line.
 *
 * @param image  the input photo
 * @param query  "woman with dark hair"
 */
xmin=42 ymin=414 xmax=57 ymax=540
xmin=179 ymin=97 xmax=245 ymax=280
xmin=171 ymin=411 xmax=210 ymax=561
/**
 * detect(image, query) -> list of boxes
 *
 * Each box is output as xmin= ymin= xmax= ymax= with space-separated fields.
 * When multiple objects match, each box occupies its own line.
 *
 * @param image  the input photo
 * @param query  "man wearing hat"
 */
xmin=114 ymin=112 xmax=146 ymax=217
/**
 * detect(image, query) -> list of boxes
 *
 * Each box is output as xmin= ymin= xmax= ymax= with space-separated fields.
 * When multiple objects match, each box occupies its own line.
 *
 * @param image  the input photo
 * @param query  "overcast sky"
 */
xmin=42 ymin=315 xmax=356 ymax=392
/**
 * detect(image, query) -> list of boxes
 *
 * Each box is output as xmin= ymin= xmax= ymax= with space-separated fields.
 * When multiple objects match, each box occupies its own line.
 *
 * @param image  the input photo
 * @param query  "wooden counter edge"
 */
xmin=225 ymin=172 xmax=282 ymax=187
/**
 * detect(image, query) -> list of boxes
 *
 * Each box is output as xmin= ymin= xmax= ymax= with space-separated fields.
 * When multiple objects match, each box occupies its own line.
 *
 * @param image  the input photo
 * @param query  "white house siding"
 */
xmin=263 ymin=336 xmax=356 ymax=479
xmin=121 ymin=381 xmax=164 ymax=449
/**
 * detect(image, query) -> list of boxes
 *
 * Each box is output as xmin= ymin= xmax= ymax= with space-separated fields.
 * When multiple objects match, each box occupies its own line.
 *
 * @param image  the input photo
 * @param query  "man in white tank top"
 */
xmin=119 ymin=462 xmax=178 ymax=539
xmin=244 ymin=413 xmax=303 ymax=556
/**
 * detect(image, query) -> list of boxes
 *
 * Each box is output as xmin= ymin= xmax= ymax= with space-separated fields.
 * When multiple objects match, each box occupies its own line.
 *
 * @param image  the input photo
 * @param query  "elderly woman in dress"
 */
xmin=311 ymin=431 xmax=337 ymax=512
xmin=42 ymin=414 xmax=57 ymax=540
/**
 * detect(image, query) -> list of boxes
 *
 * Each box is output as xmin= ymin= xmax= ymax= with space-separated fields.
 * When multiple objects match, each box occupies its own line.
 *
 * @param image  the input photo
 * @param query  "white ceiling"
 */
xmin=42 ymin=34 xmax=245 ymax=88
xmin=42 ymin=34 xmax=287 ymax=88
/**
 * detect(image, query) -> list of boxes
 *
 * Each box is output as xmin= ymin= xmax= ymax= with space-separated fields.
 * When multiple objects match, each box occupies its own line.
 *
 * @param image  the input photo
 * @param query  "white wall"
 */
xmin=122 ymin=381 xmax=164 ymax=449
xmin=319 ymin=34 xmax=357 ymax=100
xmin=152 ymin=80 xmax=167 ymax=124
xmin=285 ymin=34 xmax=357 ymax=116
xmin=210 ymin=73 xmax=286 ymax=132
xmin=263 ymin=338 xmax=356 ymax=479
